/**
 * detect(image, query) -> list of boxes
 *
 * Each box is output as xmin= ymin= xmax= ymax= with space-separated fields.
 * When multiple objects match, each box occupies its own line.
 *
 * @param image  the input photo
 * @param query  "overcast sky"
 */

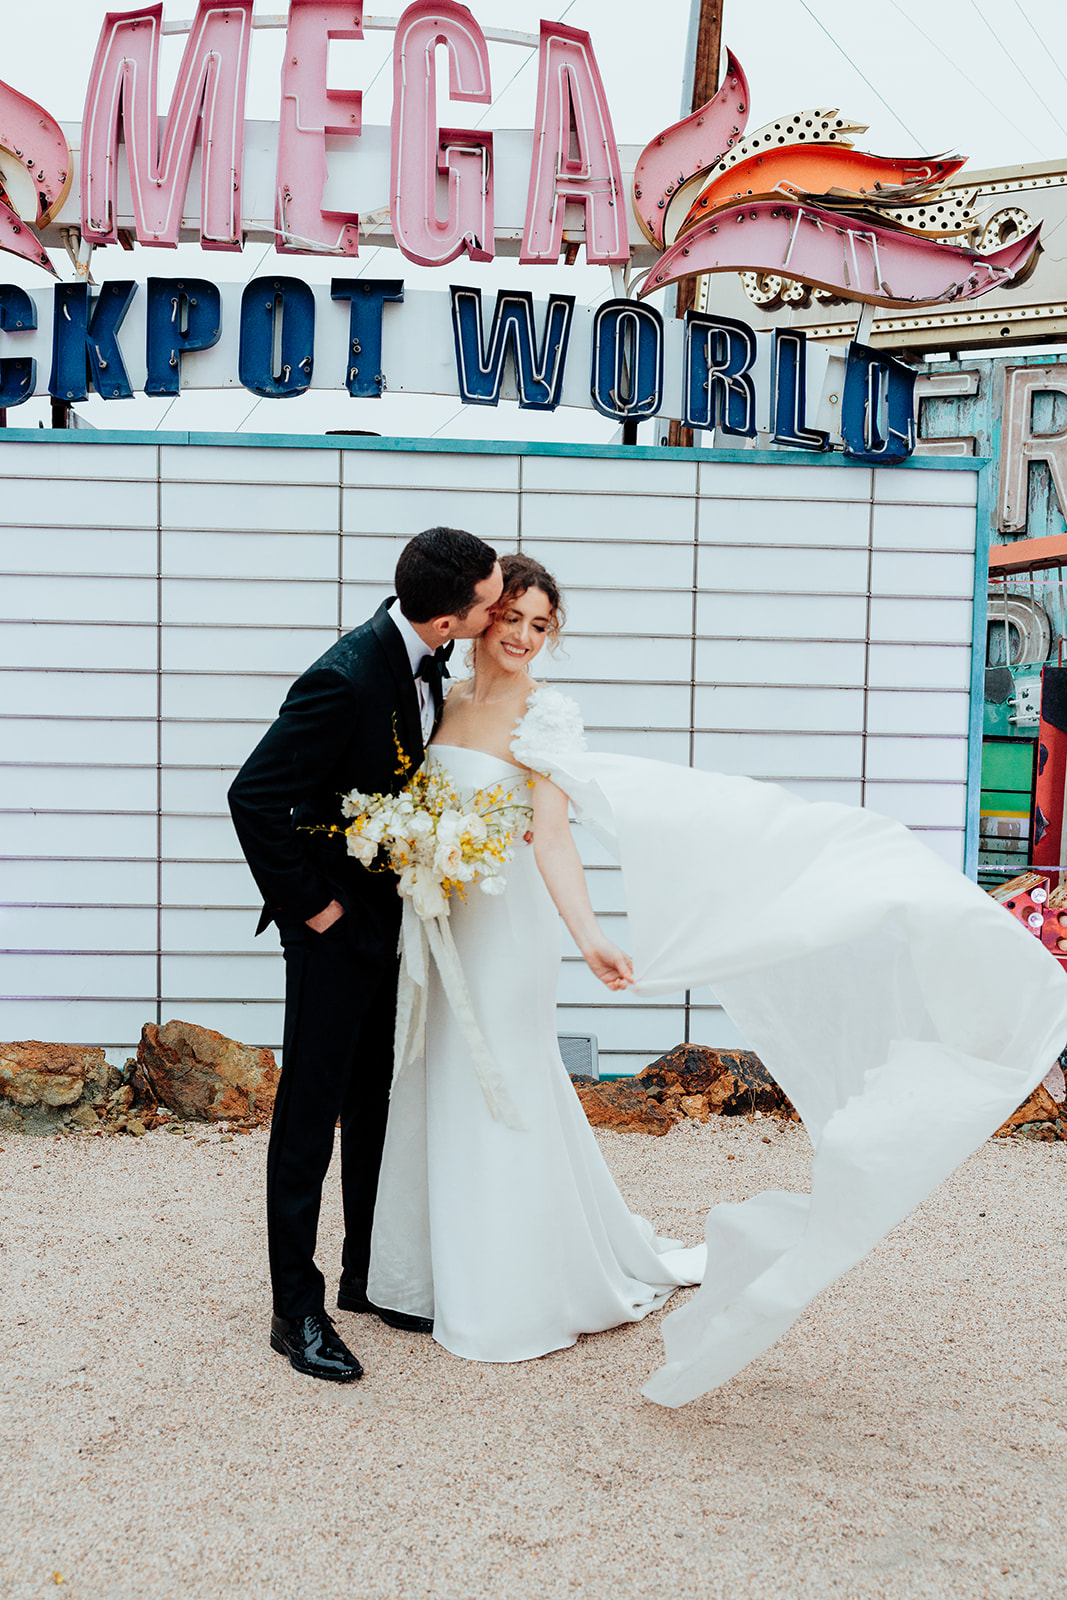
xmin=3 ymin=0 xmax=1065 ymax=439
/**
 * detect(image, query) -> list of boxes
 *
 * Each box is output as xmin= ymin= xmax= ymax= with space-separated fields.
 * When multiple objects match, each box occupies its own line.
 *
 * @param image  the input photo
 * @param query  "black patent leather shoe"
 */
xmin=337 ymin=1278 xmax=433 ymax=1334
xmin=270 ymin=1312 xmax=364 ymax=1381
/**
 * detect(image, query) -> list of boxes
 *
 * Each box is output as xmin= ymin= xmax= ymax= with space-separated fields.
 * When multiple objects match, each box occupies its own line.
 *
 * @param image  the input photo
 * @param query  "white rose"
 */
xmin=346 ymin=833 xmax=377 ymax=867
xmin=461 ymin=812 xmax=487 ymax=843
xmin=408 ymin=811 xmax=434 ymax=840
xmin=434 ymin=841 xmax=463 ymax=878
xmin=411 ymin=872 xmax=449 ymax=920
xmin=479 ymin=873 xmax=507 ymax=897
xmin=435 ymin=809 xmax=464 ymax=845
xmin=453 ymin=859 xmax=477 ymax=883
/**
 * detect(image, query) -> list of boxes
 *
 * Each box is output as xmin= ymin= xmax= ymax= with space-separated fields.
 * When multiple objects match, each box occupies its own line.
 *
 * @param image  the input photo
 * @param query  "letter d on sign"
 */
xmin=841 ymin=341 xmax=916 ymax=465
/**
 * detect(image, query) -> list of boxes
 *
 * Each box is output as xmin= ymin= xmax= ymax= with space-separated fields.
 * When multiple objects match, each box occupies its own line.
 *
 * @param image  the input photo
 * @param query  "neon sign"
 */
xmin=0 ymin=0 xmax=1046 ymax=464
xmin=0 ymin=1 xmax=1042 ymax=299
xmin=0 ymin=273 xmax=917 ymax=463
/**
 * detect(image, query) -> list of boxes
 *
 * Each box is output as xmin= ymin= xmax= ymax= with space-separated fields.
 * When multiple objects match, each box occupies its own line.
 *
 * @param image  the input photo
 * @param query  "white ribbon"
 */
xmin=392 ymin=897 xmax=526 ymax=1132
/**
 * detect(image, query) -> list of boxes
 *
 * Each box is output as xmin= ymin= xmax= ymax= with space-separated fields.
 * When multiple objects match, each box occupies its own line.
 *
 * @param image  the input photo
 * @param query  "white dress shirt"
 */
xmin=387 ymin=603 xmax=437 ymax=741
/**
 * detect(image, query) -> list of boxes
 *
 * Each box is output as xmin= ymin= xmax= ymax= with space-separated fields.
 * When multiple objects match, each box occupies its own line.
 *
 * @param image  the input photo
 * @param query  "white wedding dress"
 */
xmin=369 ymin=687 xmax=1067 ymax=1404
xmin=367 ymin=734 xmax=705 ymax=1363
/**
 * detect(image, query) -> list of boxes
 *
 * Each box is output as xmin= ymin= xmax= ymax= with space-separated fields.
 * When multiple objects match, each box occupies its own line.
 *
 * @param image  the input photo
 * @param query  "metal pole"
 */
xmin=667 ymin=0 xmax=724 ymax=449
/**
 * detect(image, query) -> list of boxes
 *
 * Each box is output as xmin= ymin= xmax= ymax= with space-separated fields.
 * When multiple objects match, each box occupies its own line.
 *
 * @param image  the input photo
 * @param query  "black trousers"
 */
xmin=266 ymin=916 xmax=399 ymax=1321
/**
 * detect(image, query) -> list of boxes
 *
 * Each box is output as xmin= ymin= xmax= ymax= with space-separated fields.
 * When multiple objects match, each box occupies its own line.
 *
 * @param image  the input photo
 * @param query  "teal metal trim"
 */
xmin=965 ymin=460 xmax=994 ymax=880
xmin=0 ymin=425 xmax=991 ymax=470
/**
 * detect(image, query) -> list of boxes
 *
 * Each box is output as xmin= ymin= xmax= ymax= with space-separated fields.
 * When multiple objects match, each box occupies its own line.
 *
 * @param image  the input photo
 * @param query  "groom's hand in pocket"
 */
xmin=306 ymin=899 xmax=346 ymax=933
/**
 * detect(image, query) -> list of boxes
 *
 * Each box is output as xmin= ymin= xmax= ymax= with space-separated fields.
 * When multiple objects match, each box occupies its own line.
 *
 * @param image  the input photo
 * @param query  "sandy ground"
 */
xmin=0 ymin=1114 xmax=1064 ymax=1600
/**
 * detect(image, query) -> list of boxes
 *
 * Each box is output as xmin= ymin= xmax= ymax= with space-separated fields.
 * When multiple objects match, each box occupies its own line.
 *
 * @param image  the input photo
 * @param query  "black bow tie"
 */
xmin=416 ymin=644 xmax=453 ymax=683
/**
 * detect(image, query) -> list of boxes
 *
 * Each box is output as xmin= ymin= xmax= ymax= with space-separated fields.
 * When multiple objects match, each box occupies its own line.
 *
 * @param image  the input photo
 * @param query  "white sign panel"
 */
xmin=0 ymin=436 xmax=982 ymax=1072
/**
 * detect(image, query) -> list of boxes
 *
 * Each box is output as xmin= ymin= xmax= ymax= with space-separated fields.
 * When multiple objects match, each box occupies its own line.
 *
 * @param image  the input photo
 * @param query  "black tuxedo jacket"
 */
xmin=227 ymin=599 xmax=428 ymax=953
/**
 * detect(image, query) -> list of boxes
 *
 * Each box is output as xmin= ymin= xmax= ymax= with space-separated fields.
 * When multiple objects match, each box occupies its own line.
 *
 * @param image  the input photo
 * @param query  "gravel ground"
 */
xmin=1 ymin=1115 xmax=1063 ymax=1600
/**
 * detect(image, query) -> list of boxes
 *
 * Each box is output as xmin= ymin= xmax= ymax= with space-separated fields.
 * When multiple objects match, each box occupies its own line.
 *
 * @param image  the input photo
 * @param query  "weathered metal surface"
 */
xmin=678 ymin=149 xmax=966 ymax=237
xmin=918 ymin=354 xmax=1067 ymax=549
xmin=0 ymin=189 xmax=55 ymax=276
xmin=989 ymin=531 xmax=1067 ymax=575
xmin=630 ymin=49 xmax=750 ymax=250
xmin=641 ymin=199 xmax=1040 ymax=308
xmin=0 ymin=75 xmax=71 ymax=276
xmin=0 ymin=75 xmax=72 ymax=227
xmin=998 ymin=365 xmax=1067 ymax=535
xmin=708 ymin=160 xmax=1067 ymax=351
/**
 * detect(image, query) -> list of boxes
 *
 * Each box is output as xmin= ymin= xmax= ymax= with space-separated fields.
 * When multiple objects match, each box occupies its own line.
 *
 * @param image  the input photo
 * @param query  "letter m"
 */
xmin=81 ymin=0 xmax=253 ymax=250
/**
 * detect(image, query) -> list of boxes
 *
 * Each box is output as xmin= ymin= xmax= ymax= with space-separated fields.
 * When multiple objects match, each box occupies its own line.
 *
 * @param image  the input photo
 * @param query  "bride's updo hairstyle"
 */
xmin=496 ymin=552 xmax=566 ymax=650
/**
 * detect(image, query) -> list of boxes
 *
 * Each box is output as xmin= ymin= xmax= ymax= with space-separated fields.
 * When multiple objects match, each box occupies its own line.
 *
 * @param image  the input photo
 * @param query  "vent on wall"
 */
xmin=558 ymin=1033 xmax=599 ymax=1080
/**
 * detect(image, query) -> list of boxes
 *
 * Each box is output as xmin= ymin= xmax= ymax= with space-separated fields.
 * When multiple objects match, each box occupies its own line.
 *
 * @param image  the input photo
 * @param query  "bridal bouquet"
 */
xmin=341 ymin=764 xmax=532 ymax=921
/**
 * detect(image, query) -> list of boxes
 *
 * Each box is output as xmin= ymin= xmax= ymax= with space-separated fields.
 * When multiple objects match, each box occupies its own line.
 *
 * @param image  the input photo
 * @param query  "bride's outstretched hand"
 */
xmin=583 ymin=938 xmax=634 ymax=991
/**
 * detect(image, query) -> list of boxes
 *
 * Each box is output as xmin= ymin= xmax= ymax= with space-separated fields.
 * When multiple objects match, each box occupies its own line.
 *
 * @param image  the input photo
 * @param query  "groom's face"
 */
xmin=449 ymin=561 xmax=503 ymax=640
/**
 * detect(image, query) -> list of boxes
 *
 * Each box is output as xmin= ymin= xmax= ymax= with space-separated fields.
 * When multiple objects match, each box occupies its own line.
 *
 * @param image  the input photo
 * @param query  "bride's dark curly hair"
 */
xmin=496 ymin=552 xmax=566 ymax=648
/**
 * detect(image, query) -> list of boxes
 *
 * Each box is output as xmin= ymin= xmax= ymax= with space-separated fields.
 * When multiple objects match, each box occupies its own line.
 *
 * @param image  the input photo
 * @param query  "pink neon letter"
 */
xmin=276 ymin=0 xmax=364 ymax=257
xmin=521 ymin=22 xmax=627 ymax=266
xmin=391 ymin=1 xmax=493 ymax=268
xmin=81 ymin=1 xmax=252 ymax=251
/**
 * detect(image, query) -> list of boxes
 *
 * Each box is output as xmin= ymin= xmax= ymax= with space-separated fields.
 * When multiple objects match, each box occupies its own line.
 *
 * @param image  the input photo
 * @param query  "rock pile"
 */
xmin=0 ymin=1021 xmax=279 ymax=1136
xmin=993 ymin=1067 xmax=1067 ymax=1142
xmin=573 ymin=1044 xmax=798 ymax=1136
xmin=574 ymin=1041 xmax=1067 ymax=1143
xmin=0 ymin=1041 xmax=149 ymax=1136
xmin=3 ymin=1026 xmax=1064 ymax=1145
xmin=571 ymin=1075 xmax=676 ymax=1137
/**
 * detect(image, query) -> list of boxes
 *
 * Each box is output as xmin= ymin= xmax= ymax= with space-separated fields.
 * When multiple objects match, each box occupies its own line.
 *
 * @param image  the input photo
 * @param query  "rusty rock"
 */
xmin=679 ymin=1094 xmax=710 ymax=1121
xmin=572 ymin=1077 xmax=675 ymax=1137
xmin=137 ymin=1019 xmax=278 ymax=1125
xmin=639 ymin=1043 xmax=797 ymax=1120
xmin=994 ymin=1083 xmax=1067 ymax=1140
xmin=0 ymin=1041 xmax=118 ymax=1119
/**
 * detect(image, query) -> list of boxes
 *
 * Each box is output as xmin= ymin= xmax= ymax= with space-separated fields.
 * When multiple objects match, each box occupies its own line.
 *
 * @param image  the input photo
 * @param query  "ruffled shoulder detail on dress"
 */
xmin=510 ymin=684 xmax=587 ymax=776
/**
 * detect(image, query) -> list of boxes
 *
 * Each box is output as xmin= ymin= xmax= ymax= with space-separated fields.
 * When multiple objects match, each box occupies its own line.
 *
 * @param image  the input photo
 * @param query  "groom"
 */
xmin=228 ymin=528 xmax=502 ymax=1382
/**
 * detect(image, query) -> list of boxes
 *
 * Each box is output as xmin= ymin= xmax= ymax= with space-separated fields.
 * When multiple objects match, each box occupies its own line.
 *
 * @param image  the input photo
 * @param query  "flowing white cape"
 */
xmin=512 ymin=690 xmax=1067 ymax=1408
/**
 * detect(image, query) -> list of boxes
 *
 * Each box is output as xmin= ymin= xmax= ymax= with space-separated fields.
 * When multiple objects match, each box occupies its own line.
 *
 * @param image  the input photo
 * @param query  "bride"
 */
xmin=368 ymin=553 xmax=706 ymax=1365
xmin=368 ymin=553 xmax=1067 ymax=1406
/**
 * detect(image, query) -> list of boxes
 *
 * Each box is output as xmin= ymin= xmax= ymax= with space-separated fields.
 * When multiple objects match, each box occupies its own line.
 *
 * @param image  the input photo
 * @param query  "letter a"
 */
xmin=520 ymin=22 xmax=627 ymax=266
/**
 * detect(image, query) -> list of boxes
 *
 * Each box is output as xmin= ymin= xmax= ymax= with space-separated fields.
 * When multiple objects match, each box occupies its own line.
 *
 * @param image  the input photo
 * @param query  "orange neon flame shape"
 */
xmin=632 ymin=51 xmax=1042 ymax=308
xmin=678 ymin=149 xmax=968 ymax=236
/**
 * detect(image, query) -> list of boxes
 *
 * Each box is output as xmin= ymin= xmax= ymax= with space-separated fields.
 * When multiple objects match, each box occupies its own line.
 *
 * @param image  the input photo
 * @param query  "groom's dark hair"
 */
xmin=395 ymin=527 xmax=498 ymax=622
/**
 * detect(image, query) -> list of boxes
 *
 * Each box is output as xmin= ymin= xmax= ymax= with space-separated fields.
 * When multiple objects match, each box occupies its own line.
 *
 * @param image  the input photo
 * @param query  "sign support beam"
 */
xmin=666 ymin=0 xmax=723 ymax=450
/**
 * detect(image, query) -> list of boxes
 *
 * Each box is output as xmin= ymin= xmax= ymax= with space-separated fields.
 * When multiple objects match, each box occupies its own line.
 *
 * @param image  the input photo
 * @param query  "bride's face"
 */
xmin=481 ymin=586 xmax=554 ymax=673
